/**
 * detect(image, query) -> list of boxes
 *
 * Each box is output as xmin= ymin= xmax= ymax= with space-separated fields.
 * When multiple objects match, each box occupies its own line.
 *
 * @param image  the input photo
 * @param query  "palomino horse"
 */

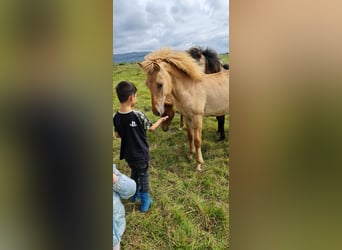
xmin=138 ymin=48 xmax=229 ymax=171
xmin=161 ymin=47 xmax=229 ymax=141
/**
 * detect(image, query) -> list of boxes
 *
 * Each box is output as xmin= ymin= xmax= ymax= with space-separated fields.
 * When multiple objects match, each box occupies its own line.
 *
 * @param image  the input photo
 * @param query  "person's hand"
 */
xmin=160 ymin=116 xmax=169 ymax=122
xmin=113 ymin=173 xmax=117 ymax=184
xmin=149 ymin=116 xmax=169 ymax=131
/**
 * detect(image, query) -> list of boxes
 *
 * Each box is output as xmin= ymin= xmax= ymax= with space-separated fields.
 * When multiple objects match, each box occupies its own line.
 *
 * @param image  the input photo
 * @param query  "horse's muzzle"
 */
xmin=152 ymin=105 xmax=164 ymax=116
xmin=152 ymin=108 xmax=160 ymax=116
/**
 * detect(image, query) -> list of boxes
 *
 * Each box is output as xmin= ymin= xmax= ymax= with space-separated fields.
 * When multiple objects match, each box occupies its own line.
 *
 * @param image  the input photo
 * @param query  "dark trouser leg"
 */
xmin=129 ymin=165 xmax=140 ymax=202
xmin=136 ymin=163 xmax=149 ymax=193
xmin=130 ymin=167 xmax=138 ymax=184
xmin=129 ymin=163 xmax=152 ymax=212
xmin=128 ymin=163 xmax=149 ymax=193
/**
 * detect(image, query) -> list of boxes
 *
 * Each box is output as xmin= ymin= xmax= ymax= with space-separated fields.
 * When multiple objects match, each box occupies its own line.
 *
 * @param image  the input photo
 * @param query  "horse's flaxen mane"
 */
xmin=140 ymin=48 xmax=203 ymax=81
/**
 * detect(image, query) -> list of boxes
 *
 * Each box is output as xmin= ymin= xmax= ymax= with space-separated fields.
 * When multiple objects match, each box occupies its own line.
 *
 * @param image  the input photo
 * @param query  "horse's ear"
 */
xmin=138 ymin=61 xmax=160 ymax=73
xmin=153 ymin=62 xmax=160 ymax=71
xmin=138 ymin=61 xmax=149 ymax=72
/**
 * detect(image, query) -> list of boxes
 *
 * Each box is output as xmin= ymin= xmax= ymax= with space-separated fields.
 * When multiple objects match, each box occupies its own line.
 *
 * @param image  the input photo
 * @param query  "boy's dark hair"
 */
xmin=115 ymin=81 xmax=137 ymax=103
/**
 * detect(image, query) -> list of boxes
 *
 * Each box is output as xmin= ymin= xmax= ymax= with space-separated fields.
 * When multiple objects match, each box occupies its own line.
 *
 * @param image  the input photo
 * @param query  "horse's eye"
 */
xmin=157 ymin=83 xmax=163 ymax=89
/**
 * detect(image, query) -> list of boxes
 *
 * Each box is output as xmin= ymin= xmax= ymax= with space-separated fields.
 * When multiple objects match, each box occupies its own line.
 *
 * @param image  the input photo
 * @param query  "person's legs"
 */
xmin=137 ymin=163 xmax=149 ymax=193
xmin=113 ymin=241 xmax=120 ymax=250
xmin=137 ymin=163 xmax=152 ymax=212
xmin=129 ymin=165 xmax=140 ymax=202
xmin=129 ymin=165 xmax=138 ymax=182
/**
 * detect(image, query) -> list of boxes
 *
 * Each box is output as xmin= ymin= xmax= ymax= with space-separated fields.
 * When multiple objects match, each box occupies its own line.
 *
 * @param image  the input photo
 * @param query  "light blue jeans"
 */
xmin=113 ymin=164 xmax=136 ymax=248
xmin=113 ymin=241 xmax=120 ymax=250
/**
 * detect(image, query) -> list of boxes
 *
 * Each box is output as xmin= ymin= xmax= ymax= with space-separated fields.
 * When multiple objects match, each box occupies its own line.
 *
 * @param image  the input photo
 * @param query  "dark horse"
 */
xmin=161 ymin=47 xmax=229 ymax=141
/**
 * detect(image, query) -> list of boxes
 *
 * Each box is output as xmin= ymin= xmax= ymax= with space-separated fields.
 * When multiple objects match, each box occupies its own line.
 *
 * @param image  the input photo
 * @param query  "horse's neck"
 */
xmin=170 ymin=74 xmax=194 ymax=101
xmin=169 ymin=75 xmax=206 ymax=116
xmin=165 ymin=65 xmax=204 ymax=111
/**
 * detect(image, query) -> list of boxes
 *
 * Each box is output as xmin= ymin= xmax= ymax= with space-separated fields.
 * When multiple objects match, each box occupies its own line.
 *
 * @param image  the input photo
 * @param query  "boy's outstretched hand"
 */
xmin=149 ymin=116 xmax=169 ymax=132
xmin=160 ymin=116 xmax=169 ymax=122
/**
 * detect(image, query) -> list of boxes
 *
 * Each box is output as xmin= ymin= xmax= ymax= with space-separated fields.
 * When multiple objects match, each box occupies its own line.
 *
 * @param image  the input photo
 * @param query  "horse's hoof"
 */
xmin=187 ymin=154 xmax=193 ymax=160
xmin=195 ymin=164 xmax=202 ymax=171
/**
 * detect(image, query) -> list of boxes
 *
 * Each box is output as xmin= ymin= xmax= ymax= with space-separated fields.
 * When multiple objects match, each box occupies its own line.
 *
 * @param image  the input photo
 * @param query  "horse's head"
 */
xmin=139 ymin=48 xmax=203 ymax=118
xmin=138 ymin=61 xmax=172 ymax=116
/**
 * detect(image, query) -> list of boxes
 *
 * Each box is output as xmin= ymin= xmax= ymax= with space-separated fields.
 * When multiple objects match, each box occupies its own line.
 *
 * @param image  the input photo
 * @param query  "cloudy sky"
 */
xmin=113 ymin=0 xmax=229 ymax=54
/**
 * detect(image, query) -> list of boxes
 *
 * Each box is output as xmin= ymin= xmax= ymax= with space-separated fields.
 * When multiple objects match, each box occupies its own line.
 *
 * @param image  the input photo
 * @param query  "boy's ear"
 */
xmin=129 ymin=94 xmax=136 ymax=101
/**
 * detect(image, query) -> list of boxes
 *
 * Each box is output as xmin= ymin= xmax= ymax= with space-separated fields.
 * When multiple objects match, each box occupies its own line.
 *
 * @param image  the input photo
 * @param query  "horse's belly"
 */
xmin=202 ymin=79 xmax=229 ymax=116
xmin=204 ymin=93 xmax=229 ymax=116
xmin=204 ymin=103 xmax=229 ymax=116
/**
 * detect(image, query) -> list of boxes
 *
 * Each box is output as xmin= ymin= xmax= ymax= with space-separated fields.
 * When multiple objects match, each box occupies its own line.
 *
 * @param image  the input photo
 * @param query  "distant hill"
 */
xmin=113 ymin=51 xmax=150 ymax=63
xmin=113 ymin=51 xmax=229 ymax=64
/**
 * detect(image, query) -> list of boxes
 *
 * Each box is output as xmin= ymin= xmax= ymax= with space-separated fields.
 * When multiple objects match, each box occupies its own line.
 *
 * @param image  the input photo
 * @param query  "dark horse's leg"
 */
xmin=216 ymin=115 xmax=225 ymax=141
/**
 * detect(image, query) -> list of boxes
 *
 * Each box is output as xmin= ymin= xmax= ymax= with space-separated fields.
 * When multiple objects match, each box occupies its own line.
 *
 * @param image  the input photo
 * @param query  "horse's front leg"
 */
xmin=179 ymin=113 xmax=184 ymax=130
xmin=216 ymin=115 xmax=225 ymax=141
xmin=193 ymin=115 xmax=204 ymax=171
xmin=185 ymin=118 xmax=195 ymax=159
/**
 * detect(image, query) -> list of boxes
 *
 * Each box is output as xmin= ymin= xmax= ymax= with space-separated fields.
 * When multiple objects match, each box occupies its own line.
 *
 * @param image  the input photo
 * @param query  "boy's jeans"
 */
xmin=128 ymin=162 xmax=149 ymax=193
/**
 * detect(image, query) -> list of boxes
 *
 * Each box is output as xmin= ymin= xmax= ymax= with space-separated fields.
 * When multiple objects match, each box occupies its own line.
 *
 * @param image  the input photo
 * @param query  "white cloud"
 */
xmin=113 ymin=0 xmax=229 ymax=54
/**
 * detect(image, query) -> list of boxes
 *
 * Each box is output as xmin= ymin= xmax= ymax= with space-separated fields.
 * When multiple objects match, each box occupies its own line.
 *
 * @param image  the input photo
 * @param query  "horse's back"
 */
xmin=202 ymin=70 xmax=229 ymax=116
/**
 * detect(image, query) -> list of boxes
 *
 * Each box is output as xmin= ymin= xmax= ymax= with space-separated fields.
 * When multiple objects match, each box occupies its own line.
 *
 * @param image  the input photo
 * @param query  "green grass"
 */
xmin=113 ymin=54 xmax=229 ymax=249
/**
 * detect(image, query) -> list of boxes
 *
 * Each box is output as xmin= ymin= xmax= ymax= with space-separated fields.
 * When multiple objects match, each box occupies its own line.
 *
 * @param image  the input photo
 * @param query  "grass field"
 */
xmin=113 ymin=53 xmax=229 ymax=249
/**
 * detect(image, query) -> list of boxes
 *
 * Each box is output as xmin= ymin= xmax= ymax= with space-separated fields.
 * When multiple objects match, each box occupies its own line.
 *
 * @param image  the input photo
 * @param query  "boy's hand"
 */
xmin=113 ymin=173 xmax=117 ymax=184
xmin=149 ymin=116 xmax=169 ymax=131
xmin=160 ymin=116 xmax=169 ymax=122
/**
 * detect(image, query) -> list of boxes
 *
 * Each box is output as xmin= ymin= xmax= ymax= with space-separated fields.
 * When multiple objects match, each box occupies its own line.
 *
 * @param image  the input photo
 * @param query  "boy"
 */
xmin=113 ymin=81 xmax=168 ymax=212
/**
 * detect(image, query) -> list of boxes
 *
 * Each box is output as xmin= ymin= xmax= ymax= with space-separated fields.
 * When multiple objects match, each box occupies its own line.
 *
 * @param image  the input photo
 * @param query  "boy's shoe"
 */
xmin=131 ymin=187 xmax=140 ymax=202
xmin=140 ymin=192 xmax=153 ymax=212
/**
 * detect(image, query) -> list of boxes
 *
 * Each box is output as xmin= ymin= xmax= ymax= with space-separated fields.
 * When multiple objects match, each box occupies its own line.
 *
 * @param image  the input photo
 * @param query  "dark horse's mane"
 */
xmin=187 ymin=47 xmax=227 ymax=74
xmin=187 ymin=47 xmax=203 ymax=60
